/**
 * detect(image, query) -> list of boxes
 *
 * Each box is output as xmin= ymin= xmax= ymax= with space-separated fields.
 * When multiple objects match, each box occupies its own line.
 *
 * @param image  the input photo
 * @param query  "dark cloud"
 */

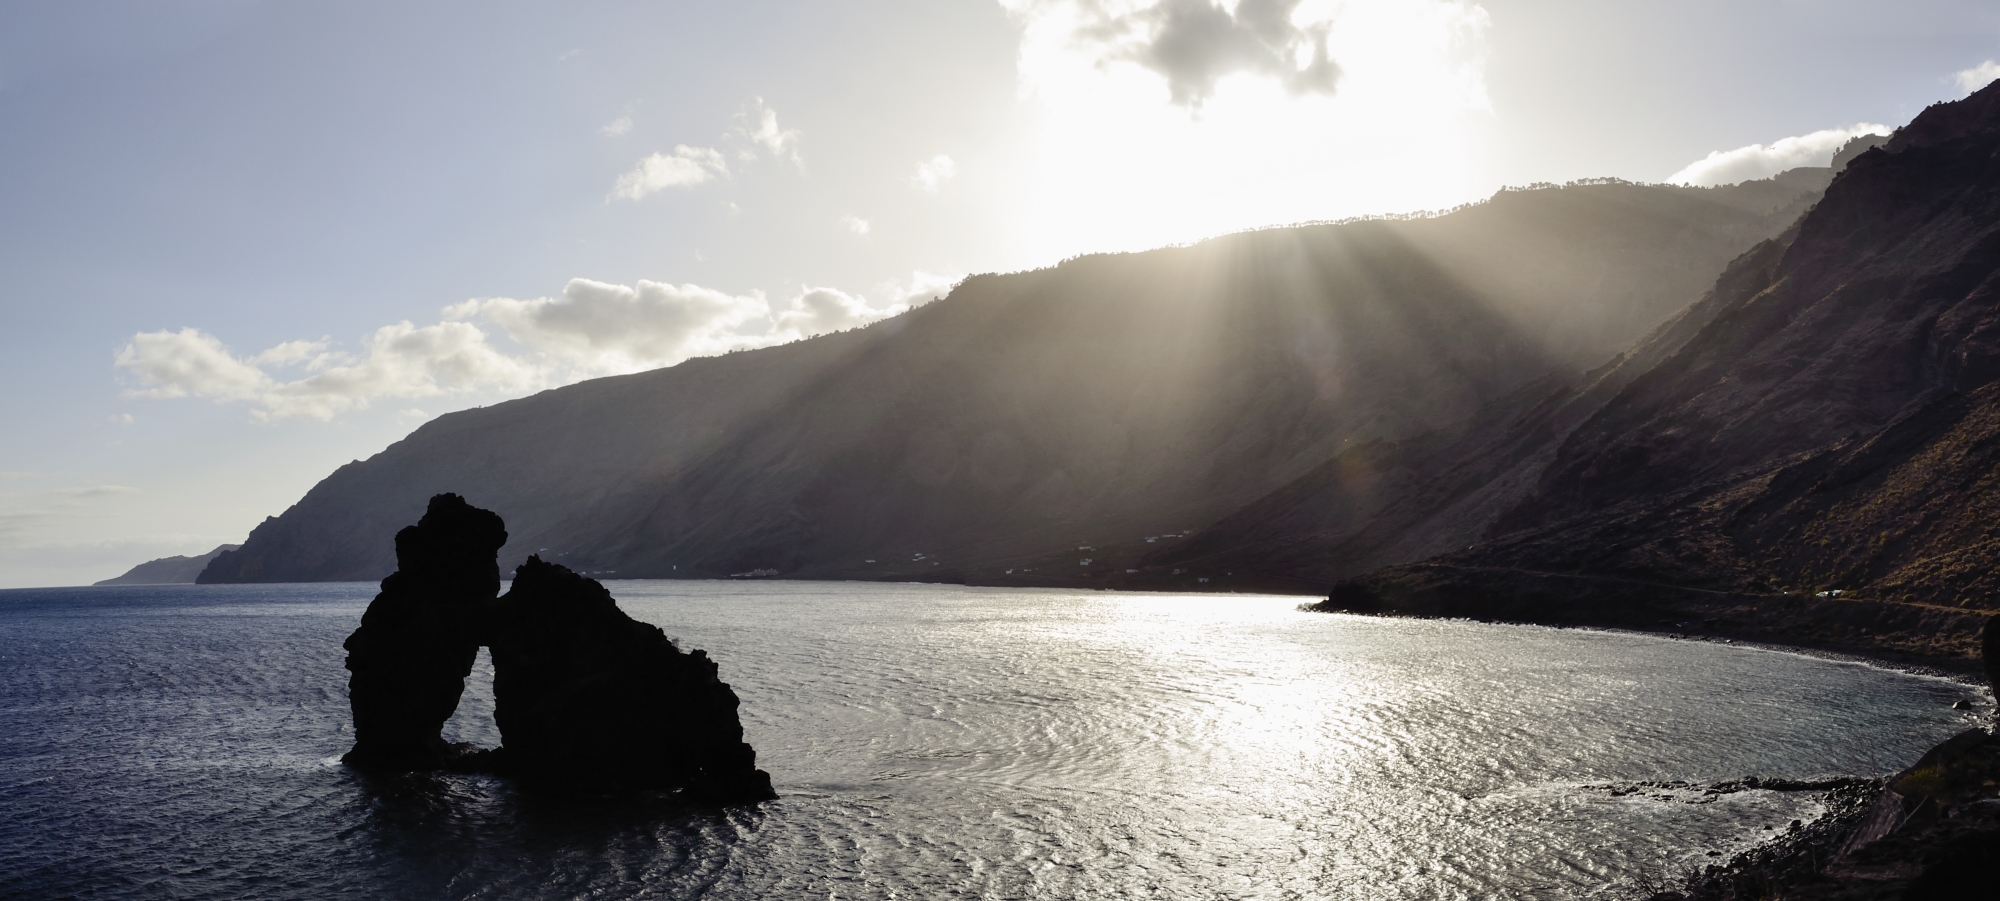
xmin=1088 ymin=0 xmax=1340 ymax=107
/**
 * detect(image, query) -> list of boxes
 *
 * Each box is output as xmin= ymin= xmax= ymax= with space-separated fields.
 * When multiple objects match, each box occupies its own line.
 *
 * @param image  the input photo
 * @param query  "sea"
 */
xmin=0 ymin=581 xmax=1984 ymax=900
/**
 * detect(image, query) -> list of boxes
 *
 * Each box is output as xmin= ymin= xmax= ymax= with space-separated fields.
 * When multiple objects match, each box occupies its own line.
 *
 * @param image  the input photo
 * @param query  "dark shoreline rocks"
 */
xmin=1307 ymin=567 xmax=1993 ymax=680
xmin=1657 ymin=728 xmax=2000 ymax=901
xmin=341 ymin=494 xmax=775 ymax=803
xmin=1305 ymin=602 xmax=2000 ymax=898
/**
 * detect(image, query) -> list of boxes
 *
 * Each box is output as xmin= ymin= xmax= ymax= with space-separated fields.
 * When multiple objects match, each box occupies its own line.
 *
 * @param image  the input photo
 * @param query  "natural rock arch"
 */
xmin=340 ymin=494 xmax=775 ymax=802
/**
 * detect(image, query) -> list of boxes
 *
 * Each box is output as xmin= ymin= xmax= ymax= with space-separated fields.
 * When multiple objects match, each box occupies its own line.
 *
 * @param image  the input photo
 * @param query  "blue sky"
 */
xmin=3 ymin=0 xmax=1997 ymax=587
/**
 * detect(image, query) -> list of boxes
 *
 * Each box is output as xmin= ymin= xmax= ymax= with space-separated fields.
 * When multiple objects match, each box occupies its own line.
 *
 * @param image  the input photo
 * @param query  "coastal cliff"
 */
xmin=93 ymin=545 xmax=238 ymax=585
xmin=199 ymin=173 xmax=1826 ymax=587
xmin=1194 ymin=80 xmax=2000 ymax=672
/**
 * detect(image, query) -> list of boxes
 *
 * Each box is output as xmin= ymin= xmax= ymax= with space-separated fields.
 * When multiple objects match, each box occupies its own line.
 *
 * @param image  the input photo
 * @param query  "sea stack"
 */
xmin=489 ymin=556 xmax=777 ymax=800
xmin=341 ymin=493 xmax=505 ymax=769
xmin=339 ymin=493 xmax=775 ymax=802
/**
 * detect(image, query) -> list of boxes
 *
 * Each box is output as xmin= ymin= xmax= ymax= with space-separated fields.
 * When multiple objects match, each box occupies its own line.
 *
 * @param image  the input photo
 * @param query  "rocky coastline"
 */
xmin=1650 ymin=728 xmax=2000 ymax=901
xmin=1305 ymin=591 xmax=1999 ymax=899
xmin=1308 ymin=565 xmax=1992 ymax=679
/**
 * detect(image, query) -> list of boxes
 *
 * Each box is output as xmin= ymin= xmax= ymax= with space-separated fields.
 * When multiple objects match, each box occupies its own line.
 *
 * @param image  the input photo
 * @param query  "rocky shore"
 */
xmin=1309 ymin=565 xmax=1993 ymax=679
xmin=1307 ymin=590 xmax=1999 ymax=898
xmin=1651 ymin=728 xmax=2000 ymax=900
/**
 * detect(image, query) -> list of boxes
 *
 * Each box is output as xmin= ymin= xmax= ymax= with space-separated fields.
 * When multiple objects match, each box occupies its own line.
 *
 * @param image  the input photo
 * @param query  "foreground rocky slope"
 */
xmin=203 ymin=174 xmax=1826 ymax=584
xmin=1279 ymin=82 xmax=2000 ymax=666
xmin=1655 ymin=628 xmax=1999 ymax=901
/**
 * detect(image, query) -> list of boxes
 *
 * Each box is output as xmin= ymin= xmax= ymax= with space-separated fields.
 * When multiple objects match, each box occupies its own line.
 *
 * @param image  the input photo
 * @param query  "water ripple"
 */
xmin=0 ymin=582 xmax=1981 ymax=899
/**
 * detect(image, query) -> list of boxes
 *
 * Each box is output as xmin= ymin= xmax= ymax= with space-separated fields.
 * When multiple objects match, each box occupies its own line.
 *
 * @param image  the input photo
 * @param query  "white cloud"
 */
xmin=1000 ymin=0 xmax=1345 ymax=108
xmin=868 ymin=269 xmax=957 ymax=309
xmin=116 ymin=272 xmax=958 ymax=421
xmin=56 ymin=485 xmax=141 ymax=497
xmin=116 ymin=321 xmax=543 ymax=421
xmin=115 ymin=328 xmax=270 ymax=401
xmin=842 ymin=214 xmax=872 ymax=235
xmin=457 ymin=279 xmax=766 ymax=372
xmin=1957 ymin=60 xmax=2000 ymax=96
xmin=777 ymin=273 xmax=951 ymax=334
xmin=602 ymin=115 xmax=633 ymax=137
xmin=736 ymin=97 xmax=801 ymax=165
xmin=612 ymin=145 xmax=727 ymax=199
xmin=256 ymin=320 xmax=546 ymax=419
xmin=107 ymin=413 xmax=132 ymax=426
xmin=250 ymin=338 xmax=332 ymax=368
xmin=912 ymin=154 xmax=957 ymax=192
xmin=1666 ymin=123 xmax=1893 ymax=187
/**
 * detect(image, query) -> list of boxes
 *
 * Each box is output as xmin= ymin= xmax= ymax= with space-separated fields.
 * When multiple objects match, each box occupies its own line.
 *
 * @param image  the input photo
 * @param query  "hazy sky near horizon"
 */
xmin=3 ymin=0 xmax=1999 ymax=587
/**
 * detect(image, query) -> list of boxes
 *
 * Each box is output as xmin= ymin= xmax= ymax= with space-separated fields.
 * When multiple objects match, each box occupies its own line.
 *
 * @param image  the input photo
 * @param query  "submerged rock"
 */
xmin=341 ymin=493 xmax=504 ymax=769
xmin=490 ymin=556 xmax=776 ymax=800
xmin=340 ymin=494 xmax=774 ymax=803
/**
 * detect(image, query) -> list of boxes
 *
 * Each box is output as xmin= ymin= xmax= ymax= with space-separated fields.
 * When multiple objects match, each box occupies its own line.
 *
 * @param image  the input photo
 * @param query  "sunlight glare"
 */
xmin=1007 ymin=0 xmax=1494 ymax=262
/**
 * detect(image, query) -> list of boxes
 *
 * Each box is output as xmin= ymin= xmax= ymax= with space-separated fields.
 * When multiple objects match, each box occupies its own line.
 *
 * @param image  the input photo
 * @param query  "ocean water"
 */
xmin=0 ymin=581 xmax=1982 ymax=900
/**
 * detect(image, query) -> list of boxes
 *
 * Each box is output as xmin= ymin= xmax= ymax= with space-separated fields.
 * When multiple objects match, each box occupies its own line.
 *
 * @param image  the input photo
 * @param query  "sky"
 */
xmin=3 ymin=0 xmax=1998 ymax=588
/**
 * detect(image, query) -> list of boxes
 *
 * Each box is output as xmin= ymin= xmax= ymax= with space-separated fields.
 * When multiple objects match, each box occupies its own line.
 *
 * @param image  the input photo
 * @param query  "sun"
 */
xmin=1006 ymin=0 xmax=1496 ymax=262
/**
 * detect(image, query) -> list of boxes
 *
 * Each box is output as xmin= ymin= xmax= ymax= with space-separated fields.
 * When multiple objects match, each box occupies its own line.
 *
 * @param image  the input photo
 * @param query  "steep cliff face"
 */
xmin=202 ymin=173 xmax=1827 ymax=585
xmin=1315 ymin=81 xmax=2000 ymax=660
xmin=1475 ymin=81 xmax=2000 ymax=601
xmin=1147 ymin=223 xmax=1808 ymax=586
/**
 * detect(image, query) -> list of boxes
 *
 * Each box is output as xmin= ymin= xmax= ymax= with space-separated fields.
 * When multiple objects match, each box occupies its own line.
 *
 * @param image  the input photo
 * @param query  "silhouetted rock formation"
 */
xmin=489 ymin=556 xmax=776 ymax=800
xmin=340 ymin=494 xmax=774 ymax=802
xmin=341 ymin=494 xmax=504 ymax=770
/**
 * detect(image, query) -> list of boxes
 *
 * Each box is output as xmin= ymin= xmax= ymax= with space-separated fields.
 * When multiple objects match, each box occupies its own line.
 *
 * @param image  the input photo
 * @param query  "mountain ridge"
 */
xmin=1294 ymin=80 xmax=2000 ymax=666
xmin=200 ymin=173 xmax=1830 ymax=585
xmin=95 ymin=544 xmax=239 ymax=586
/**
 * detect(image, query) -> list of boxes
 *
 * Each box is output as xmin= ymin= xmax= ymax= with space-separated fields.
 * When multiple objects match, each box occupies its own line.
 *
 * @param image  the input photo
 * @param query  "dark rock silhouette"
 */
xmin=341 ymin=494 xmax=504 ymax=770
xmin=341 ymin=494 xmax=773 ymax=802
xmin=489 ymin=556 xmax=775 ymax=800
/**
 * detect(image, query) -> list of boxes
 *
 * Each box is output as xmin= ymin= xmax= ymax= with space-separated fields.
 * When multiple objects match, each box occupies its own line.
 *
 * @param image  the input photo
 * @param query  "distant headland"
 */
xmin=94 ymin=545 xmax=239 ymax=586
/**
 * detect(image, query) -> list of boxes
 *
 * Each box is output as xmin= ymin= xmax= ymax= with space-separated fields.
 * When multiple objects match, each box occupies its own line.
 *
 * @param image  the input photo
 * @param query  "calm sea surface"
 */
xmin=0 ymin=581 xmax=1983 ymax=900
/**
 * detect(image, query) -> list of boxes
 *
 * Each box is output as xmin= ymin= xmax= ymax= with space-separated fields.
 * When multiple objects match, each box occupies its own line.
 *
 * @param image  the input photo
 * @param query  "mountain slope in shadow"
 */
xmin=1146 ymin=216 xmax=1810 ymax=587
xmin=1302 ymin=81 xmax=2000 ymax=663
xmin=201 ymin=173 xmax=1829 ymax=585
